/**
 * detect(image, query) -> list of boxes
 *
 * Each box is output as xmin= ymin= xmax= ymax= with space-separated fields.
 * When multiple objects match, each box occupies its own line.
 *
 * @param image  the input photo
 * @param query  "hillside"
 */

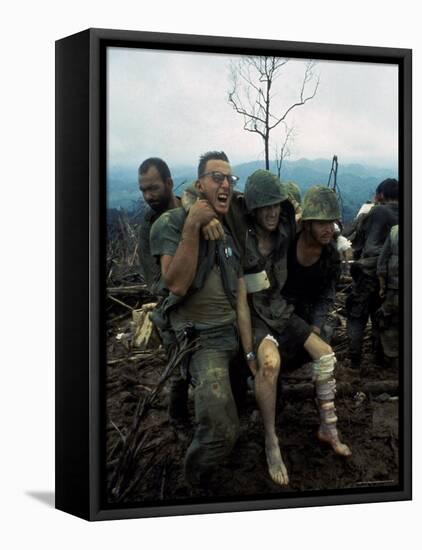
xmin=108 ymin=159 xmax=397 ymax=222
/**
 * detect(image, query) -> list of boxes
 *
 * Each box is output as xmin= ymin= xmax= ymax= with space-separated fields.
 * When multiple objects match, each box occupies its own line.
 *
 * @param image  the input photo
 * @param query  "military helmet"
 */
xmin=301 ymin=185 xmax=340 ymax=221
xmin=244 ymin=169 xmax=287 ymax=212
xmin=282 ymin=181 xmax=302 ymax=205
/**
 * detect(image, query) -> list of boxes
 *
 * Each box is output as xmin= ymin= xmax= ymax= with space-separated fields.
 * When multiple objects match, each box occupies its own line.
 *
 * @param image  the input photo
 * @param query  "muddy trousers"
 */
xmin=346 ymin=272 xmax=382 ymax=365
xmin=184 ymin=347 xmax=240 ymax=485
xmin=377 ymin=290 xmax=399 ymax=363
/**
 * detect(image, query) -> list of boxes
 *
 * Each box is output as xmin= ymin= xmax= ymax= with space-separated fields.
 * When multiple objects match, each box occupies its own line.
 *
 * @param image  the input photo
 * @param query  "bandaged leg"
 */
xmin=255 ymin=338 xmax=289 ymax=486
xmin=312 ymin=353 xmax=352 ymax=457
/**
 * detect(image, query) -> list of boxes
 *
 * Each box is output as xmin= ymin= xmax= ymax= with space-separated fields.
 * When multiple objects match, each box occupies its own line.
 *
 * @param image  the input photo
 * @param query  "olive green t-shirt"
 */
xmin=150 ymin=207 xmax=240 ymax=329
xmin=170 ymin=264 xmax=236 ymax=328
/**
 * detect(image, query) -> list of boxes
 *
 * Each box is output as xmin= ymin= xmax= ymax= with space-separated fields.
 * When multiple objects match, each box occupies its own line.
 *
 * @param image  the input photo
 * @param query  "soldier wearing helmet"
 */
xmin=282 ymin=180 xmax=303 ymax=223
xmin=280 ymin=186 xmax=354 ymax=462
xmin=283 ymin=185 xmax=342 ymax=339
xmin=240 ymin=169 xmax=297 ymax=486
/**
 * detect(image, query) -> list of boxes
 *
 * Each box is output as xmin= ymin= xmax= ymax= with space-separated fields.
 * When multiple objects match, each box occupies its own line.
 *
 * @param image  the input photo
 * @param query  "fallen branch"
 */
xmin=109 ymin=337 xmax=200 ymax=502
xmin=108 ymin=295 xmax=134 ymax=311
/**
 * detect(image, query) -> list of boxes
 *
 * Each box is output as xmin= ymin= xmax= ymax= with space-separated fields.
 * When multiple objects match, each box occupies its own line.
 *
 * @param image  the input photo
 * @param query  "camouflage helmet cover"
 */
xmin=282 ymin=181 xmax=302 ymax=205
xmin=244 ymin=169 xmax=287 ymax=212
xmin=302 ymin=185 xmax=340 ymax=221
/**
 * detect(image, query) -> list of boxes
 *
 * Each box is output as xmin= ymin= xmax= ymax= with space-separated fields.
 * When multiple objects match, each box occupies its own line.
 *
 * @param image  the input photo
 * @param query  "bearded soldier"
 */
xmin=138 ymin=157 xmax=181 ymax=293
xmin=282 ymin=186 xmax=341 ymax=343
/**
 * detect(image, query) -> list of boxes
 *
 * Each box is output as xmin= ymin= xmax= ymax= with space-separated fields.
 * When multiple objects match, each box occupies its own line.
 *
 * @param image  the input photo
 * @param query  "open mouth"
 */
xmin=217 ymin=193 xmax=229 ymax=206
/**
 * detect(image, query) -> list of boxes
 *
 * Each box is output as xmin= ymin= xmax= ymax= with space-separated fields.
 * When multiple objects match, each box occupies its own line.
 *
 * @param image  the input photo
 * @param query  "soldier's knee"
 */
xmin=258 ymin=339 xmax=281 ymax=377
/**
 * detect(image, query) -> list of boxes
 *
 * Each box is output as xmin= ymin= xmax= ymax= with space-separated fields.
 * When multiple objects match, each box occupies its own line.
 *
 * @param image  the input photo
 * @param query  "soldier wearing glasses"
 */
xmin=150 ymin=151 xmax=255 ymax=486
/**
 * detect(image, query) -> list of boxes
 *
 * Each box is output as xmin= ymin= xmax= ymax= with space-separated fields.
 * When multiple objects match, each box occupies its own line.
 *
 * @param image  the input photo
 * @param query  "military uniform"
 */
xmin=150 ymin=207 xmax=242 ymax=485
xmin=376 ymin=225 xmax=399 ymax=362
xmin=139 ymin=199 xmax=181 ymax=294
xmin=346 ymin=202 xmax=399 ymax=365
xmin=138 ymin=208 xmax=162 ymax=293
xmin=229 ymin=172 xmax=307 ymax=354
xmin=243 ymin=213 xmax=313 ymax=355
xmin=283 ymin=233 xmax=340 ymax=343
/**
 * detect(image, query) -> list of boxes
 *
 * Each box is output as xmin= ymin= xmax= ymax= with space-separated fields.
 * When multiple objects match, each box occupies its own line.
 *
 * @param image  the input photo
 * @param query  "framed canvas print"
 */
xmin=55 ymin=28 xmax=412 ymax=521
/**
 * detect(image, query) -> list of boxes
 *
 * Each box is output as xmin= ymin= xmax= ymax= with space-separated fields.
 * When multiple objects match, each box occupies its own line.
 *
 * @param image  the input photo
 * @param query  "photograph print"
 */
xmin=104 ymin=41 xmax=406 ymax=510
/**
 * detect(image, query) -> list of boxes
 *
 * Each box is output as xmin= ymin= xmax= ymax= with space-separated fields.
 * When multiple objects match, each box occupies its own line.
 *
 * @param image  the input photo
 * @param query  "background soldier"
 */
xmin=282 ymin=180 xmax=303 ymax=224
xmin=377 ymin=225 xmax=399 ymax=367
xmin=346 ymin=178 xmax=399 ymax=368
xmin=138 ymin=157 xmax=181 ymax=293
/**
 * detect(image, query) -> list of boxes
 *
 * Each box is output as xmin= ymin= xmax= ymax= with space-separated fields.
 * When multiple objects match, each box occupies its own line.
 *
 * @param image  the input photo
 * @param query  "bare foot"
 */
xmin=265 ymin=438 xmax=289 ymax=486
xmin=317 ymin=426 xmax=352 ymax=457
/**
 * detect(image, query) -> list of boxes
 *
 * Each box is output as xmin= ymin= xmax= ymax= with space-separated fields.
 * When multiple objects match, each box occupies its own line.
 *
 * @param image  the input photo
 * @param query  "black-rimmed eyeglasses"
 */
xmin=199 ymin=171 xmax=239 ymax=186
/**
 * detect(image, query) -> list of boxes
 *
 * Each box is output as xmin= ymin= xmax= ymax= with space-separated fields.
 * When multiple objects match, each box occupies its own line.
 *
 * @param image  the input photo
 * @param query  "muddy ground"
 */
xmin=105 ymin=301 xmax=399 ymax=506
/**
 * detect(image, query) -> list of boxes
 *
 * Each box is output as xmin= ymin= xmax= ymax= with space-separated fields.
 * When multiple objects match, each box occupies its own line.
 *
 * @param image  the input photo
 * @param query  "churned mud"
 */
xmin=105 ymin=315 xmax=399 ymax=505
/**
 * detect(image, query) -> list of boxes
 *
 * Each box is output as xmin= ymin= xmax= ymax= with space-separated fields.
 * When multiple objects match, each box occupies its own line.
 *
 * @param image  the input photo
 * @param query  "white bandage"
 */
xmin=263 ymin=334 xmax=279 ymax=347
xmin=312 ymin=352 xmax=336 ymax=382
xmin=319 ymin=401 xmax=338 ymax=424
xmin=336 ymin=235 xmax=352 ymax=253
xmin=244 ymin=271 xmax=270 ymax=293
xmin=315 ymin=379 xmax=336 ymax=401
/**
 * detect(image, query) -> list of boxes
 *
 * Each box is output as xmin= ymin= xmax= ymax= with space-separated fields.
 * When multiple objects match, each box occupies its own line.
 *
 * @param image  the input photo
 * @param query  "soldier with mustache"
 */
xmin=138 ymin=157 xmax=181 ymax=293
xmin=282 ymin=185 xmax=342 ymax=343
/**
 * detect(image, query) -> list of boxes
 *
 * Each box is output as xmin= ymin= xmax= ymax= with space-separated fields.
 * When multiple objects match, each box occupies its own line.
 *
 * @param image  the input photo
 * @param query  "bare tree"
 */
xmin=275 ymin=122 xmax=295 ymax=179
xmin=228 ymin=57 xmax=319 ymax=170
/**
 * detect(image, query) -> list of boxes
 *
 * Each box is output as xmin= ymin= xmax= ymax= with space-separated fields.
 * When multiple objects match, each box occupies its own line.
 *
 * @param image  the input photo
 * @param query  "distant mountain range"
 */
xmin=107 ymin=158 xmax=397 ymax=222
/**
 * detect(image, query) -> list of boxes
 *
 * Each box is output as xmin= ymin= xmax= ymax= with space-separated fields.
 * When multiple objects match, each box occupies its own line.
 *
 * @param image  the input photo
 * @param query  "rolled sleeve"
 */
xmin=150 ymin=208 xmax=186 ymax=258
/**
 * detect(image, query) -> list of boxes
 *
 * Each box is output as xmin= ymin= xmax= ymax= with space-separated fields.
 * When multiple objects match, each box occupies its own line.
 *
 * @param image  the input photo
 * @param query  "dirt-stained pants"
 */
xmin=346 ymin=271 xmax=381 ymax=363
xmin=377 ymin=290 xmax=399 ymax=361
xmin=184 ymin=345 xmax=240 ymax=485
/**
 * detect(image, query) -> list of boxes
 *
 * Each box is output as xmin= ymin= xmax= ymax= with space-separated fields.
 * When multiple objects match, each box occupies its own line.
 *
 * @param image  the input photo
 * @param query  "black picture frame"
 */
xmin=55 ymin=27 xmax=412 ymax=521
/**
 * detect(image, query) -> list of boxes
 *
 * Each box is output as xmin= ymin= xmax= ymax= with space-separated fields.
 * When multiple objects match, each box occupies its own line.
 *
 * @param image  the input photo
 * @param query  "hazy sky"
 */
xmin=107 ymin=47 xmax=398 ymax=169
